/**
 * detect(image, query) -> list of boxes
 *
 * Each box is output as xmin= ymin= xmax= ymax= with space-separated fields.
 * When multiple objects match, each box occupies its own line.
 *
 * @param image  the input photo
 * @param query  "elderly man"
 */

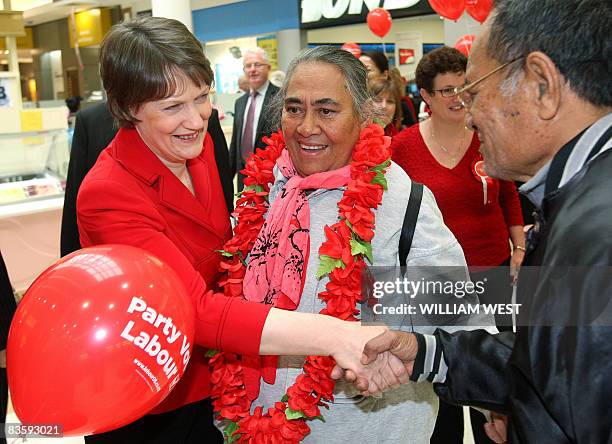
xmin=229 ymin=47 xmax=279 ymax=191
xmin=351 ymin=0 xmax=612 ymax=442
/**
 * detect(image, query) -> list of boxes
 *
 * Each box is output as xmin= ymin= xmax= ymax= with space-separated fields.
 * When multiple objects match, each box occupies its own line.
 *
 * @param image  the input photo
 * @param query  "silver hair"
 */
xmin=499 ymin=68 xmax=523 ymax=97
xmin=243 ymin=47 xmax=269 ymax=64
xmin=266 ymin=46 xmax=381 ymax=131
xmin=488 ymin=0 xmax=611 ymax=107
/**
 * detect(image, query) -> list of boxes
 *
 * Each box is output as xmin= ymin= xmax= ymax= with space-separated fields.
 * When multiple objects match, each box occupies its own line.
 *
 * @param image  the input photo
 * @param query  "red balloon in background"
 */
xmin=466 ymin=0 xmax=493 ymax=23
xmin=367 ymin=8 xmax=392 ymax=38
xmin=341 ymin=42 xmax=362 ymax=58
xmin=455 ymin=34 xmax=476 ymax=56
xmin=428 ymin=0 xmax=466 ymax=21
xmin=7 ymin=245 xmax=195 ymax=436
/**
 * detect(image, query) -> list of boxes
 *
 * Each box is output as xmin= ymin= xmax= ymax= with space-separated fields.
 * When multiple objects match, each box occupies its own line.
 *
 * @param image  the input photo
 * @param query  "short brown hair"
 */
xmin=100 ymin=17 xmax=213 ymax=128
xmin=415 ymin=46 xmax=467 ymax=93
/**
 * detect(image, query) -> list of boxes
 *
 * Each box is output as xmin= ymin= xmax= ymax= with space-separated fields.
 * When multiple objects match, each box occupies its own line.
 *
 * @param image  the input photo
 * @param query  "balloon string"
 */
xmin=382 ymin=39 xmax=386 ymax=56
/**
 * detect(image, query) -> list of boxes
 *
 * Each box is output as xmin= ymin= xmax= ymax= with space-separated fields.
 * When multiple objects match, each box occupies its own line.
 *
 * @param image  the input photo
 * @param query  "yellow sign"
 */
xmin=0 ymin=10 xmax=25 ymax=38
xmin=0 ymin=27 xmax=33 ymax=50
xmin=257 ymin=35 xmax=278 ymax=71
xmin=20 ymin=110 xmax=43 ymax=132
xmin=68 ymin=8 xmax=111 ymax=48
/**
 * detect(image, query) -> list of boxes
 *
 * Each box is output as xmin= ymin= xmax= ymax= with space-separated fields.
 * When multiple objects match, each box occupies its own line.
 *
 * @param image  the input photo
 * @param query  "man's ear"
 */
xmin=523 ymin=51 xmax=562 ymax=120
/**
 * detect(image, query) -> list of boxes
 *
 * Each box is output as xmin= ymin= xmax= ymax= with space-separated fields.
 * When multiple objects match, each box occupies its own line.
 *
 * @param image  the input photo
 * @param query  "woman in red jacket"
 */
xmin=77 ymin=18 xmax=401 ymax=444
xmin=391 ymin=46 xmax=525 ymax=444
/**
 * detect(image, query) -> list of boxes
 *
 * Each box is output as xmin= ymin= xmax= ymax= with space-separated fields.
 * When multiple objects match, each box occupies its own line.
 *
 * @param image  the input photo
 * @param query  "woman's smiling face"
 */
xmin=281 ymin=62 xmax=363 ymax=177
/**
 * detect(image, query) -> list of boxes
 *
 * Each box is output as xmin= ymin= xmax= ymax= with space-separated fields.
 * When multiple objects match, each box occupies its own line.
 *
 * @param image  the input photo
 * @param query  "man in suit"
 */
xmin=229 ymin=47 xmax=280 ymax=191
xmin=60 ymin=102 xmax=233 ymax=257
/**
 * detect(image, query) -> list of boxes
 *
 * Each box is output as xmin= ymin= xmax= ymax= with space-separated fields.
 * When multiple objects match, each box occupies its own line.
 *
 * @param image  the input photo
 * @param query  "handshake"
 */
xmin=329 ymin=326 xmax=419 ymax=396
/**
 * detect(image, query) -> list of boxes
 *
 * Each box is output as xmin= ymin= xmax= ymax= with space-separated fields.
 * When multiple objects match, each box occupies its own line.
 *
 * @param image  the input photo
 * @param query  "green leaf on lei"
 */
xmin=372 ymin=171 xmax=388 ymax=191
xmin=216 ymin=249 xmax=234 ymax=258
xmin=350 ymin=238 xmax=373 ymax=263
xmin=223 ymin=421 xmax=240 ymax=443
xmin=204 ymin=349 xmax=219 ymax=358
xmin=285 ymin=407 xmax=307 ymax=420
xmin=370 ymin=159 xmax=391 ymax=173
xmin=281 ymin=394 xmax=289 ymax=403
xmin=316 ymin=255 xmax=344 ymax=279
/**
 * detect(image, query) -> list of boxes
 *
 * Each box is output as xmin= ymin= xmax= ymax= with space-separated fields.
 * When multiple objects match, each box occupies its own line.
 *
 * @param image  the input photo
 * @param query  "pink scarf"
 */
xmin=243 ymin=149 xmax=351 ymax=310
xmin=240 ymin=149 xmax=350 ymax=399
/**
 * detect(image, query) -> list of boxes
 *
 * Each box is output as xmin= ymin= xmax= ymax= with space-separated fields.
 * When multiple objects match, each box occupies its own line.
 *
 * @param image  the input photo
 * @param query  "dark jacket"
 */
xmin=422 ymin=116 xmax=612 ymax=443
xmin=228 ymin=83 xmax=280 ymax=181
xmin=60 ymin=102 xmax=233 ymax=257
xmin=0 ymin=251 xmax=16 ymax=350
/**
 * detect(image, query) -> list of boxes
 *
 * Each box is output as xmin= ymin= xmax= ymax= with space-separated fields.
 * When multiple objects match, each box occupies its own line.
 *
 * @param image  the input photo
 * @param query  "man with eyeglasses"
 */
xmin=229 ymin=47 xmax=279 ymax=191
xmin=341 ymin=0 xmax=612 ymax=442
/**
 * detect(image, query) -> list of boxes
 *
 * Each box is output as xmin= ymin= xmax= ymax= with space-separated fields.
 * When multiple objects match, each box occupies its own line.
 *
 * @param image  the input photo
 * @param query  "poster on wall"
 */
xmin=256 ymin=35 xmax=278 ymax=70
xmin=395 ymin=31 xmax=422 ymax=80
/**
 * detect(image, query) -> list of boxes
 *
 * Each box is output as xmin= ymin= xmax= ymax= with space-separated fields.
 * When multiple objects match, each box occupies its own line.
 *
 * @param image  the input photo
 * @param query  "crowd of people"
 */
xmin=1 ymin=0 xmax=610 ymax=443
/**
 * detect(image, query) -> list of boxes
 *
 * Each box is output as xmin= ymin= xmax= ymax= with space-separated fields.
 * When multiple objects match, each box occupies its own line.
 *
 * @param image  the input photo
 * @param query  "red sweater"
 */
xmin=391 ymin=124 xmax=523 ymax=267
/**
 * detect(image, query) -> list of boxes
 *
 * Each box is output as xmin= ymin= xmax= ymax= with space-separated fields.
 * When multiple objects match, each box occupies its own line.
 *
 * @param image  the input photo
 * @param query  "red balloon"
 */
xmin=428 ymin=0 xmax=466 ymax=21
xmin=367 ymin=8 xmax=392 ymax=38
xmin=7 ymin=245 xmax=195 ymax=436
xmin=341 ymin=42 xmax=362 ymax=58
xmin=466 ymin=0 xmax=493 ymax=23
xmin=455 ymin=34 xmax=476 ymax=57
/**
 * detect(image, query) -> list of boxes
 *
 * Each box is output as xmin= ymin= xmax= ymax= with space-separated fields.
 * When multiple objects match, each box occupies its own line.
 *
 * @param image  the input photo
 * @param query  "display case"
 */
xmin=0 ymin=128 xmax=70 ymax=293
xmin=0 ymin=129 xmax=69 ymax=206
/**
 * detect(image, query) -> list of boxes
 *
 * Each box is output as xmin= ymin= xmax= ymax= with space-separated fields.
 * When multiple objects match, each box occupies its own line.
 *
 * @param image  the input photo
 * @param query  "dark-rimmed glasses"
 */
xmin=453 ymin=56 xmax=524 ymax=107
xmin=430 ymin=87 xmax=460 ymax=98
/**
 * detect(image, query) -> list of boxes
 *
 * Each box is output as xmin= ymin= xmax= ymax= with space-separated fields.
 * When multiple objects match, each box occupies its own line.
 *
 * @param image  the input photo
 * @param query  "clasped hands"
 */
xmin=330 ymin=326 xmax=418 ymax=396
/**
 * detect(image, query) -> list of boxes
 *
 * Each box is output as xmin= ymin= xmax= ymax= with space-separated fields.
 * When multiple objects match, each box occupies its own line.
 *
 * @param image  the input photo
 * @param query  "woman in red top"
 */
xmin=77 ymin=18 xmax=401 ymax=444
xmin=391 ymin=46 xmax=525 ymax=444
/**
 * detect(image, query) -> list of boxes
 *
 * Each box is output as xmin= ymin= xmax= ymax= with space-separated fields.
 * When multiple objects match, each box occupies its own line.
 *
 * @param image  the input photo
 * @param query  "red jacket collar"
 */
xmin=110 ymin=127 xmax=227 ymax=238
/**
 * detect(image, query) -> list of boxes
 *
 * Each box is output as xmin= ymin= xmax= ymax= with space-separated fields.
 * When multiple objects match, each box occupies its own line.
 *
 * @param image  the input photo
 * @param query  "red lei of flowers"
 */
xmin=209 ymin=124 xmax=392 ymax=443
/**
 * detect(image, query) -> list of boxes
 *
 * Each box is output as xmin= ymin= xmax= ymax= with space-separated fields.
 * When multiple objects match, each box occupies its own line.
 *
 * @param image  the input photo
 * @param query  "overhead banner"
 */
xmin=300 ymin=0 xmax=434 ymax=29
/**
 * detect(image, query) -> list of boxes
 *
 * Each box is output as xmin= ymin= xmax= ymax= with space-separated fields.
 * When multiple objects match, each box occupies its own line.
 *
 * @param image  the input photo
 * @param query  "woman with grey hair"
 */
xmin=226 ymin=45 xmax=494 ymax=442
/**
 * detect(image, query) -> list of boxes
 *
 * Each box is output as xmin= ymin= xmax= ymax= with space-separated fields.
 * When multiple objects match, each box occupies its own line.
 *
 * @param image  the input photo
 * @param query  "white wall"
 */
xmin=307 ymin=14 xmax=444 ymax=44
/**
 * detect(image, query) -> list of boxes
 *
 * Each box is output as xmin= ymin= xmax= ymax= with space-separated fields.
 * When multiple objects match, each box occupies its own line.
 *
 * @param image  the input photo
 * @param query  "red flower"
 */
xmin=319 ymin=223 xmax=353 ymax=266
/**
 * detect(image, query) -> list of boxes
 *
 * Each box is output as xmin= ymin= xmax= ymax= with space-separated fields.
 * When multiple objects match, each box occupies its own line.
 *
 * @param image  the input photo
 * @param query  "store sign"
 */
xmin=68 ymin=8 xmax=112 ymax=48
xmin=300 ymin=0 xmax=434 ymax=29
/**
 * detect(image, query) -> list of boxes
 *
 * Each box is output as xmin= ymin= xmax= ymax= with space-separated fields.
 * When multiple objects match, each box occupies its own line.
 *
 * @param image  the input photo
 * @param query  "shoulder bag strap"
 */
xmin=399 ymin=181 xmax=423 ymax=268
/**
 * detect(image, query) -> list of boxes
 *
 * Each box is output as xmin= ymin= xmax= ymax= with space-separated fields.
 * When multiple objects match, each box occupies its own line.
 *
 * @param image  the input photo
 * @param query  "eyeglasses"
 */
xmin=244 ymin=62 xmax=269 ymax=70
xmin=453 ymin=56 xmax=524 ymax=107
xmin=430 ymin=87 xmax=460 ymax=98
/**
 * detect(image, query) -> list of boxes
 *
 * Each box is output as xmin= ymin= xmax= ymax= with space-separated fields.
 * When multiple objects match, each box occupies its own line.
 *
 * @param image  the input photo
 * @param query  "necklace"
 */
xmin=209 ymin=124 xmax=392 ymax=443
xmin=430 ymin=123 xmax=469 ymax=164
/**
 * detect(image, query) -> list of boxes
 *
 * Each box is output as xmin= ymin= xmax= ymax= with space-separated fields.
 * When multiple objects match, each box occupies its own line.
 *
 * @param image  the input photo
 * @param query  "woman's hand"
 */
xmin=510 ymin=247 xmax=525 ymax=280
xmin=329 ymin=324 xmax=409 ymax=395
